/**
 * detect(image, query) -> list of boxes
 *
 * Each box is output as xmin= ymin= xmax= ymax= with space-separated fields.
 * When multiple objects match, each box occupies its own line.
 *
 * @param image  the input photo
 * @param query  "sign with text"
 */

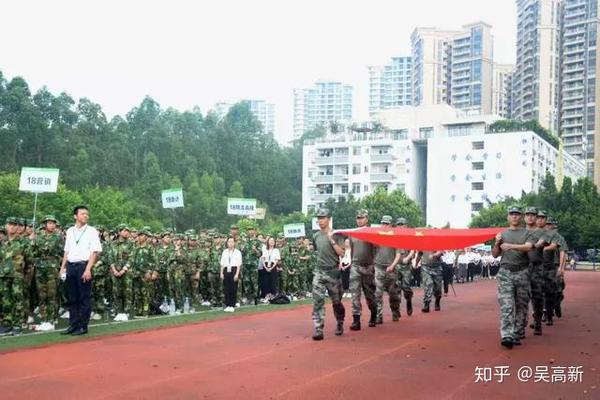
xmin=249 ymin=207 xmax=266 ymax=220
xmin=227 ymin=197 xmax=257 ymax=216
xmin=19 ymin=167 xmax=59 ymax=193
xmin=284 ymin=223 xmax=306 ymax=238
xmin=312 ymin=217 xmax=333 ymax=231
xmin=161 ymin=188 xmax=184 ymax=208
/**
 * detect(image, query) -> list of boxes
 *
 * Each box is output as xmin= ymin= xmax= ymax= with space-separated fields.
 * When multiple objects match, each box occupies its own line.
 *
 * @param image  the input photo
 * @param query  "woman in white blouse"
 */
xmin=261 ymin=237 xmax=280 ymax=301
xmin=220 ymin=237 xmax=242 ymax=312
xmin=339 ymin=238 xmax=352 ymax=298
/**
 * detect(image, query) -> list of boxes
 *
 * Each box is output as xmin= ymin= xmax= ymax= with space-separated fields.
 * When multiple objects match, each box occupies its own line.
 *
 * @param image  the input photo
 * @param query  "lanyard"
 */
xmin=74 ymin=226 xmax=88 ymax=246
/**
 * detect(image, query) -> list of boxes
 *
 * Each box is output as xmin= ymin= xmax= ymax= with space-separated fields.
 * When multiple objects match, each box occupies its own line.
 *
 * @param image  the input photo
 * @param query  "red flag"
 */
xmin=336 ymin=227 xmax=503 ymax=251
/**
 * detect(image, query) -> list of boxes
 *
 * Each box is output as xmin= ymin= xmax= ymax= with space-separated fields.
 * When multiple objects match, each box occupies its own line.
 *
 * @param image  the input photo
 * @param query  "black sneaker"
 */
xmin=368 ymin=312 xmax=377 ymax=327
xmin=512 ymin=338 xmax=522 ymax=346
xmin=422 ymin=302 xmax=430 ymax=313
xmin=376 ymin=316 xmax=383 ymax=325
xmin=406 ymin=299 xmax=413 ymax=316
xmin=534 ymin=322 xmax=542 ymax=336
xmin=501 ymin=337 xmax=513 ymax=349
xmin=312 ymin=332 xmax=324 ymax=341
xmin=392 ymin=312 xmax=400 ymax=322
xmin=434 ymin=297 xmax=441 ymax=311
xmin=546 ymin=317 xmax=554 ymax=326
xmin=555 ymin=304 xmax=562 ymax=318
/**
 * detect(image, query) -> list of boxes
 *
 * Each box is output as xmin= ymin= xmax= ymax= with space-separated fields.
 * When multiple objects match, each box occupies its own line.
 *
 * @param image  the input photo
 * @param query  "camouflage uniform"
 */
xmin=207 ymin=240 xmax=224 ymax=306
xmin=0 ymin=237 xmax=28 ymax=329
xmin=184 ymin=240 xmax=202 ymax=307
xmin=420 ymin=252 xmax=443 ymax=306
xmin=297 ymin=245 xmax=311 ymax=295
xmin=542 ymin=229 xmax=560 ymax=320
xmin=110 ymin=238 xmax=134 ymax=315
xmin=92 ymin=239 xmax=112 ymax=316
xmin=132 ymin=242 xmax=156 ymax=316
xmin=241 ymin=236 xmax=261 ymax=302
xmin=169 ymin=240 xmax=187 ymax=309
xmin=396 ymin=250 xmax=414 ymax=304
xmin=374 ymin=261 xmax=400 ymax=321
xmin=155 ymin=243 xmax=174 ymax=303
xmin=33 ymin=229 xmax=63 ymax=322
xmin=285 ymin=242 xmax=301 ymax=296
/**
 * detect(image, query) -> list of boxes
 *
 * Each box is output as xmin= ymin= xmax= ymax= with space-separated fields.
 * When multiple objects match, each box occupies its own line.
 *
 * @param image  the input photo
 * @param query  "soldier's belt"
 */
xmin=352 ymin=262 xmax=373 ymax=268
xmin=501 ymin=264 xmax=529 ymax=272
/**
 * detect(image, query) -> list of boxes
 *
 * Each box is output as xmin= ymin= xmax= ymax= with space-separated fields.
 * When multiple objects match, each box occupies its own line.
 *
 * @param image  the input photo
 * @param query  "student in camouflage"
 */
xmin=311 ymin=209 xmax=346 ymax=341
xmin=541 ymin=218 xmax=561 ymax=326
xmin=34 ymin=215 xmax=64 ymax=326
xmin=395 ymin=217 xmax=416 ymax=316
xmin=110 ymin=225 xmax=134 ymax=319
xmin=547 ymin=219 xmax=568 ymax=321
xmin=416 ymin=250 xmax=444 ymax=313
xmin=155 ymin=232 xmax=174 ymax=304
xmin=522 ymin=207 xmax=547 ymax=336
xmin=131 ymin=228 xmax=156 ymax=317
xmin=348 ymin=209 xmax=377 ymax=331
xmin=492 ymin=206 xmax=534 ymax=349
xmin=373 ymin=215 xmax=402 ymax=324
xmin=0 ymin=217 xmax=29 ymax=335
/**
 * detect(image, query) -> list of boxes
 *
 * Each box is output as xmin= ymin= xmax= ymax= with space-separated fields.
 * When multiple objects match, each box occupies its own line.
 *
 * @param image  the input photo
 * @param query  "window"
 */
xmin=353 ymin=146 xmax=361 ymax=156
xmin=472 ymin=182 xmax=484 ymax=190
xmin=419 ymin=127 xmax=433 ymax=139
xmin=364 ymin=185 xmax=369 ymax=193
xmin=364 ymin=165 xmax=369 ymax=173
xmin=352 ymin=183 xmax=360 ymax=193
xmin=352 ymin=164 xmax=361 ymax=175
xmin=472 ymin=162 xmax=484 ymax=170
xmin=448 ymin=124 xmax=472 ymax=137
xmin=472 ymin=141 xmax=484 ymax=150
xmin=471 ymin=202 xmax=484 ymax=212
xmin=340 ymin=184 xmax=348 ymax=194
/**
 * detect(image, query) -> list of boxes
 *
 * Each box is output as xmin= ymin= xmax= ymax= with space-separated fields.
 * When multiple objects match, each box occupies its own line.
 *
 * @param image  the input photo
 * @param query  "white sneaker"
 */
xmin=113 ymin=313 xmax=129 ymax=322
xmin=201 ymin=301 xmax=211 ymax=306
xmin=235 ymin=302 xmax=240 ymax=308
xmin=60 ymin=311 xmax=70 ymax=319
xmin=91 ymin=313 xmax=102 ymax=321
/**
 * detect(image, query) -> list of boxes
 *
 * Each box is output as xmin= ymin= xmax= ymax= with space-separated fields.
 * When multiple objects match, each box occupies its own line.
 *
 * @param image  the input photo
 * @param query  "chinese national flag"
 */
xmin=336 ymin=227 xmax=503 ymax=251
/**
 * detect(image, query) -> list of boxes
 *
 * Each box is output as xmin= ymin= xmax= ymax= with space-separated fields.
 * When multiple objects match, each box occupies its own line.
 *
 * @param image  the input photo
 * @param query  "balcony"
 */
xmin=313 ymin=155 xmax=349 ymax=165
xmin=564 ymin=27 xmax=586 ymax=37
xmin=370 ymin=173 xmax=396 ymax=182
xmin=311 ymin=193 xmax=335 ymax=202
xmin=311 ymin=175 xmax=334 ymax=184
xmin=370 ymin=153 xmax=396 ymax=163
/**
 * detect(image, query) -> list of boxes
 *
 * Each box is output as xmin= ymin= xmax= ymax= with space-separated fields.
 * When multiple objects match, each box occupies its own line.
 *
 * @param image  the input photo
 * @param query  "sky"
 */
xmin=1 ymin=0 xmax=517 ymax=145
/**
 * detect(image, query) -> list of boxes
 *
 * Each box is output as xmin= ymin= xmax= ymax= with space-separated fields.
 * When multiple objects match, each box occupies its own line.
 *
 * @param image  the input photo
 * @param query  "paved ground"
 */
xmin=1 ymin=271 xmax=598 ymax=399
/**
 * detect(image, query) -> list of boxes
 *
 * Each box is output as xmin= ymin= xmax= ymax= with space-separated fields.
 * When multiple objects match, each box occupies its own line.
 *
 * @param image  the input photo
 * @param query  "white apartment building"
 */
xmin=512 ymin=0 xmax=562 ymax=132
xmin=492 ymin=63 xmax=515 ymax=119
xmin=368 ymin=57 xmax=413 ymax=117
xmin=302 ymin=105 xmax=585 ymax=227
xmin=293 ymin=81 xmax=353 ymax=139
xmin=560 ymin=0 xmax=600 ymax=181
xmin=212 ymin=100 xmax=276 ymax=135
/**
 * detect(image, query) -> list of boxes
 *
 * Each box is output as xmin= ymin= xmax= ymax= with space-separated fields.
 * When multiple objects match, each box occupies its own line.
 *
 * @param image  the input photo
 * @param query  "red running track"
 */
xmin=1 ymin=271 xmax=599 ymax=399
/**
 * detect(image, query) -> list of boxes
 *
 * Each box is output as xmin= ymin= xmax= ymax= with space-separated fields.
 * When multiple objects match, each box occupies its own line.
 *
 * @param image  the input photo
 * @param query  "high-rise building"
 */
xmin=212 ymin=100 xmax=276 ymax=135
xmin=492 ymin=63 xmax=515 ymax=118
xmin=560 ymin=0 xmax=600 ymax=181
xmin=293 ymin=81 xmax=353 ymax=139
xmin=411 ymin=22 xmax=494 ymax=115
xmin=512 ymin=0 xmax=562 ymax=133
xmin=450 ymin=22 xmax=495 ymax=115
xmin=368 ymin=57 xmax=413 ymax=117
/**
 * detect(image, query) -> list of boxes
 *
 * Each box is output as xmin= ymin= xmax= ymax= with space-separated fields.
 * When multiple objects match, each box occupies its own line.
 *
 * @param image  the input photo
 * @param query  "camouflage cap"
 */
xmin=524 ymin=206 xmax=538 ymax=215
xmin=26 ymin=219 xmax=34 ymax=227
xmin=547 ymin=218 xmax=557 ymax=226
xmin=117 ymin=223 xmax=130 ymax=232
xmin=507 ymin=205 xmax=522 ymax=214
xmin=356 ymin=209 xmax=369 ymax=218
xmin=188 ymin=234 xmax=199 ymax=241
xmin=380 ymin=215 xmax=393 ymax=224
xmin=42 ymin=214 xmax=58 ymax=224
xmin=5 ymin=217 xmax=18 ymax=225
xmin=396 ymin=217 xmax=407 ymax=226
xmin=316 ymin=208 xmax=331 ymax=218
xmin=230 ymin=224 xmax=239 ymax=230
xmin=139 ymin=226 xmax=152 ymax=236
xmin=537 ymin=210 xmax=547 ymax=218
xmin=16 ymin=218 xmax=26 ymax=226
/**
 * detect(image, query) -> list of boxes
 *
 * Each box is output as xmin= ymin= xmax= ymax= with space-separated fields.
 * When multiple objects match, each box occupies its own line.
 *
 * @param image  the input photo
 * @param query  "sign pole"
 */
xmin=32 ymin=192 xmax=39 ymax=231
xmin=171 ymin=208 xmax=176 ymax=232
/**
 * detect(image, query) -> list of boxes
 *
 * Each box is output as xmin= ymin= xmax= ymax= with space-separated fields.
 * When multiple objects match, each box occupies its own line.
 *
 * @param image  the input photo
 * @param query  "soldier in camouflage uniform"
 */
xmin=0 ymin=217 xmax=29 ymax=335
xmin=297 ymin=239 xmax=311 ymax=296
xmin=197 ymin=237 xmax=212 ymax=305
xmin=540 ymin=217 xmax=561 ymax=326
xmin=349 ymin=210 xmax=377 ymax=331
xmin=241 ymin=228 xmax=261 ymax=304
xmin=285 ymin=240 xmax=301 ymax=298
xmin=33 ymin=215 xmax=63 ymax=326
xmin=132 ymin=227 xmax=156 ymax=317
xmin=184 ymin=232 xmax=202 ymax=308
xmin=373 ymin=216 xmax=402 ymax=324
xmin=395 ymin=218 xmax=416 ymax=316
xmin=15 ymin=218 xmax=35 ymax=323
xmin=92 ymin=227 xmax=112 ymax=319
xmin=207 ymin=236 xmax=224 ymax=306
xmin=311 ymin=209 xmax=346 ymax=341
xmin=169 ymin=234 xmax=187 ymax=309
xmin=492 ymin=206 xmax=534 ymax=349
xmin=547 ymin=219 xmax=567 ymax=322
xmin=110 ymin=225 xmax=134 ymax=318
xmin=417 ymin=250 xmax=444 ymax=313
xmin=155 ymin=232 xmax=174 ymax=303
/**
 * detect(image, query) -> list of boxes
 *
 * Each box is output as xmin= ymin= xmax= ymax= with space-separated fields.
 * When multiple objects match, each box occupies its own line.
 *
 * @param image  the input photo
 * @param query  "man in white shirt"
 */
xmin=59 ymin=205 xmax=102 ymax=335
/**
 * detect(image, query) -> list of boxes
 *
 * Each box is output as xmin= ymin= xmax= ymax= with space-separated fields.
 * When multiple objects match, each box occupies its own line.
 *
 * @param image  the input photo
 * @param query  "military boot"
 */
xmin=392 ymin=310 xmax=400 ymax=321
xmin=368 ymin=310 xmax=377 ymax=327
xmin=533 ymin=320 xmax=542 ymax=336
xmin=406 ymin=298 xmax=413 ymax=316
xmin=312 ymin=331 xmax=324 ymax=341
xmin=350 ymin=315 xmax=361 ymax=331
xmin=335 ymin=320 xmax=344 ymax=336
xmin=434 ymin=297 xmax=441 ymax=311
xmin=422 ymin=302 xmax=430 ymax=313
xmin=555 ymin=304 xmax=562 ymax=318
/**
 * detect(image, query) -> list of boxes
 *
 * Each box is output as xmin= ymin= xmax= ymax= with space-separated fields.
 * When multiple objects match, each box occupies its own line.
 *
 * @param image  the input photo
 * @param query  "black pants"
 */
xmin=442 ymin=263 xmax=454 ymax=294
xmin=223 ymin=267 xmax=239 ymax=307
xmin=340 ymin=267 xmax=350 ymax=291
xmin=467 ymin=263 xmax=475 ymax=282
xmin=258 ymin=269 xmax=267 ymax=298
xmin=265 ymin=268 xmax=278 ymax=295
xmin=66 ymin=261 xmax=92 ymax=330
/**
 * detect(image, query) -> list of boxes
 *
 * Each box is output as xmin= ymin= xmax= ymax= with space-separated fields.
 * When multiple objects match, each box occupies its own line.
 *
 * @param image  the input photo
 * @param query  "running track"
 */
xmin=1 ymin=271 xmax=599 ymax=399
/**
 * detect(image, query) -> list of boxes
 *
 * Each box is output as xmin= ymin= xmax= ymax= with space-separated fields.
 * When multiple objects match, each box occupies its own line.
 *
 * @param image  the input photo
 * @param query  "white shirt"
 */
xmin=220 ymin=248 xmax=242 ymax=272
xmin=64 ymin=224 xmax=102 ymax=263
xmin=261 ymin=248 xmax=281 ymax=266
xmin=340 ymin=248 xmax=351 ymax=265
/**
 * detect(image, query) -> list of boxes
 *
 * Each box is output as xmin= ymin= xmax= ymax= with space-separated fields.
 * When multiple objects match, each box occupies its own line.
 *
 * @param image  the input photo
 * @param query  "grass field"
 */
xmin=0 ymin=300 xmax=312 ymax=352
